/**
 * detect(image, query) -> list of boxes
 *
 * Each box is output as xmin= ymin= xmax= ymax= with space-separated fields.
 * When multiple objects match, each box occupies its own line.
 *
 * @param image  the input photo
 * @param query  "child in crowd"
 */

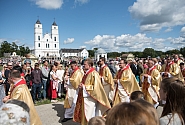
xmin=130 ymin=90 xmax=144 ymax=102
xmin=88 ymin=116 xmax=106 ymax=125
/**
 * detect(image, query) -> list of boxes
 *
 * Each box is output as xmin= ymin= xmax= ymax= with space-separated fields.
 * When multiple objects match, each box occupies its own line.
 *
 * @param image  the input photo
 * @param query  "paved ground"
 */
xmin=35 ymin=101 xmax=163 ymax=125
xmin=35 ymin=101 xmax=80 ymax=125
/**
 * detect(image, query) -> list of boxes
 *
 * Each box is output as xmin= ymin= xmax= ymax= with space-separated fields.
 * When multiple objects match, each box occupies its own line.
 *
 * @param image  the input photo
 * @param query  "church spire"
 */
xmin=52 ymin=18 xmax=57 ymax=26
xmin=36 ymin=16 xmax=41 ymax=24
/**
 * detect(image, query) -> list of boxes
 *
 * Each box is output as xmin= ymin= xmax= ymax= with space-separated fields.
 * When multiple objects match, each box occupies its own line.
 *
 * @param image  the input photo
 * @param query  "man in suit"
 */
xmin=130 ymin=59 xmax=143 ymax=86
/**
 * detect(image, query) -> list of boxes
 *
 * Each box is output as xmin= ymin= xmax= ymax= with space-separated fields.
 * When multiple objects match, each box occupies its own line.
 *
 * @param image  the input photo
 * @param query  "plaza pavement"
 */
xmin=35 ymin=101 xmax=80 ymax=125
xmin=35 ymin=101 xmax=163 ymax=125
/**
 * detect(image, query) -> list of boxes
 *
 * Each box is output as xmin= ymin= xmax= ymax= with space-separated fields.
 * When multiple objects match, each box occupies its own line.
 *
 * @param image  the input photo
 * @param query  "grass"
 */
xmin=34 ymin=98 xmax=64 ymax=106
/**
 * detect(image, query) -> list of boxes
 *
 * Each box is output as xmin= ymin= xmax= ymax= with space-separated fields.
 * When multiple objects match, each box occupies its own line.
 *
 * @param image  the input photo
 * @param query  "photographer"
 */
xmin=24 ymin=61 xmax=33 ymax=90
xmin=4 ymin=62 xmax=13 ymax=96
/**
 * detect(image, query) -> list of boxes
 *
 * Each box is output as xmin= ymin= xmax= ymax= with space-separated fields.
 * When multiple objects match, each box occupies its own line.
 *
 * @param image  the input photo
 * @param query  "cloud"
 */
xmin=31 ymin=0 xmax=63 ymax=9
xmin=128 ymin=0 xmax=185 ymax=32
xmin=85 ymin=35 xmax=119 ymax=52
xmin=75 ymin=0 xmax=90 ymax=4
xmin=79 ymin=46 xmax=86 ymax=48
xmin=64 ymin=38 xmax=74 ymax=44
xmin=165 ymin=27 xmax=173 ymax=32
xmin=85 ymin=33 xmax=185 ymax=52
xmin=181 ymin=27 xmax=185 ymax=38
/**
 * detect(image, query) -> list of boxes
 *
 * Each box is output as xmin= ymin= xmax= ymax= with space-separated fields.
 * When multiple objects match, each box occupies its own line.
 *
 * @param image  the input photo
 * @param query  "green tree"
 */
xmin=165 ymin=49 xmax=180 ymax=56
xmin=19 ymin=45 xmax=26 ymax=56
xmin=154 ymin=50 xmax=164 ymax=57
xmin=143 ymin=48 xmax=155 ymax=58
xmin=130 ymin=51 xmax=143 ymax=58
xmin=107 ymin=52 xmax=121 ymax=58
xmin=0 ymin=41 xmax=12 ymax=57
xmin=25 ymin=46 xmax=30 ymax=54
xmin=88 ymin=50 xmax=94 ymax=57
xmin=11 ymin=42 xmax=19 ymax=53
xmin=180 ymin=47 xmax=185 ymax=57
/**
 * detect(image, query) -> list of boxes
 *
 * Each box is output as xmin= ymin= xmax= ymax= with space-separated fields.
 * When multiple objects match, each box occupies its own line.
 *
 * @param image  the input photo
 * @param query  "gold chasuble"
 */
xmin=161 ymin=62 xmax=184 ymax=82
xmin=155 ymin=64 xmax=162 ymax=72
xmin=64 ymin=68 xmax=83 ymax=108
xmin=10 ymin=79 xmax=42 ymax=125
xmin=113 ymin=65 xmax=140 ymax=106
xmin=73 ymin=68 xmax=111 ymax=125
xmin=99 ymin=65 xmax=114 ymax=102
xmin=140 ymin=66 xmax=161 ymax=104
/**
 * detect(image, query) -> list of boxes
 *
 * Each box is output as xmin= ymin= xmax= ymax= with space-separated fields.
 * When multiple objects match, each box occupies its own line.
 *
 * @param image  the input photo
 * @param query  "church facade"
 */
xmin=34 ymin=19 xmax=60 ymax=58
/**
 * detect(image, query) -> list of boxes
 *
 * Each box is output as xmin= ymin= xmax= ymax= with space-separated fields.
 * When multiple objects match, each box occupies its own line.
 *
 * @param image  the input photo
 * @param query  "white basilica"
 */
xmin=34 ymin=19 xmax=60 ymax=58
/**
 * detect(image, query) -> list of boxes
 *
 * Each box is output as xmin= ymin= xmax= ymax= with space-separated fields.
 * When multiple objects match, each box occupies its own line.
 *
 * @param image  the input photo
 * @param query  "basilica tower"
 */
xmin=34 ymin=19 xmax=60 ymax=58
xmin=34 ymin=19 xmax=43 ymax=57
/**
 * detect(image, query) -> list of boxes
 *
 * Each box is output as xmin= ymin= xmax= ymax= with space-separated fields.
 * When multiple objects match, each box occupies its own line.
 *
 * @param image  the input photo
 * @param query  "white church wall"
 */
xmin=34 ymin=20 xmax=60 ymax=58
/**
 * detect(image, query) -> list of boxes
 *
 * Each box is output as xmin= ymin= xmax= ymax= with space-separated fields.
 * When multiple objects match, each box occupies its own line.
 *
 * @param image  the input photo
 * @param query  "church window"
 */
xmin=46 ymin=44 xmax=47 ymax=48
xmin=55 ymin=44 xmax=56 ymax=48
xmin=39 ymin=55 xmax=40 ymax=57
xmin=47 ymin=39 xmax=48 ymax=42
xmin=48 ymin=44 xmax=49 ymax=48
xmin=54 ymin=27 xmax=56 ymax=29
xmin=38 ymin=25 xmax=40 ymax=28
xmin=54 ymin=37 xmax=56 ymax=41
xmin=38 ymin=43 xmax=40 ymax=47
xmin=38 ymin=36 xmax=40 ymax=41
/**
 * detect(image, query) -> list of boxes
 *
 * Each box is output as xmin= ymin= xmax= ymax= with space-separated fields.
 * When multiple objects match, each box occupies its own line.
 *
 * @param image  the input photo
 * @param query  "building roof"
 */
xmin=60 ymin=48 xmax=85 ymax=53
xmin=96 ymin=48 xmax=106 ymax=54
xmin=52 ymin=21 xmax=57 ymax=26
xmin=36 ymin=19 xmax=41 ymax=24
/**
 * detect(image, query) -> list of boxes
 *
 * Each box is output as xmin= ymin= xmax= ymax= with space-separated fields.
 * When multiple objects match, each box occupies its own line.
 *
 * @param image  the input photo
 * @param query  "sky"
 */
xmin=1 ymin=0 xmax=185 ymax=53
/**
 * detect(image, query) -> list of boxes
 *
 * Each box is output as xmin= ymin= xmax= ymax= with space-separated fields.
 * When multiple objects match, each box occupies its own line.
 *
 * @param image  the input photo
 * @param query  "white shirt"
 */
xmin=160 ymin=113 xmax=184 ymax=125
xmin=56 ymin=69 xmax=65 ymax=82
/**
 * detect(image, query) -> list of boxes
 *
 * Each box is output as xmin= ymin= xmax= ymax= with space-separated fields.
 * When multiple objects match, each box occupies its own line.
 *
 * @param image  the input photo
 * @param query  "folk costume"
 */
xmin=73 ymin=68 xmax=111 ymax=125
xmin=99 ymin=64 xmax=114 ymax=102
xmin=64 ymin=67 xmax=83 ymax=119
xmin=140 ymin=66 xmax=161 ymax=105
xmin=161 ymin=61 xmax=184 ymax=82
xmin=48 ymin=70 xmax=58 ymax=100
xmin=10 ymin=79 xmax=42 ymax=125
xmin=113 ymin=65 xmax=140 ymax=106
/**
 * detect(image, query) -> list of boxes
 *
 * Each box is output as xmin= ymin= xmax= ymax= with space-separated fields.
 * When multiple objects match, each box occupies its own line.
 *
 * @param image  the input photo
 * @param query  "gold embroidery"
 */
xmin=2 ymin=107 xmax=10 ymax=111
xmin=85 ymin=85 xmax=94 ymax=90
xmin=20 ymin=117 xmax=27 ymax=123
xmin=8 ymin=113 xmax=15 ymax=119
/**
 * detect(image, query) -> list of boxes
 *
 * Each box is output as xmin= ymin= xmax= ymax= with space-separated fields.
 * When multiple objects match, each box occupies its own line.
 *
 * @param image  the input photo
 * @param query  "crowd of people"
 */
xmin=0 ymin=54 xmax=185 ymax=125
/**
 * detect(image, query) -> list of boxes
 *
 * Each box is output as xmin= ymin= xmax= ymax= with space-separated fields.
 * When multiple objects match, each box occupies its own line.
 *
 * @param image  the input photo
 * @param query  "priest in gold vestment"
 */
xmin=73 ymin=58 xmax=111 ymax=125
xmin=174 ymin=54 xmax=183 ymax=66
xmin=99 ymin=57 xmax=114 ymax=103
xmin=140 ymin=59 xmax=161 ymax=106
xmin=62 ymin=61 xmax=83 ymax=122
xmin=161 ymin=56 xmax=184 ymax=82
xmin=3 ymin=69 xmax=42 ymax=125
xmin=113 ymin=59 xmax=140 ymax=106
xmin=152 ymin=58 xmax=162 ymax=72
